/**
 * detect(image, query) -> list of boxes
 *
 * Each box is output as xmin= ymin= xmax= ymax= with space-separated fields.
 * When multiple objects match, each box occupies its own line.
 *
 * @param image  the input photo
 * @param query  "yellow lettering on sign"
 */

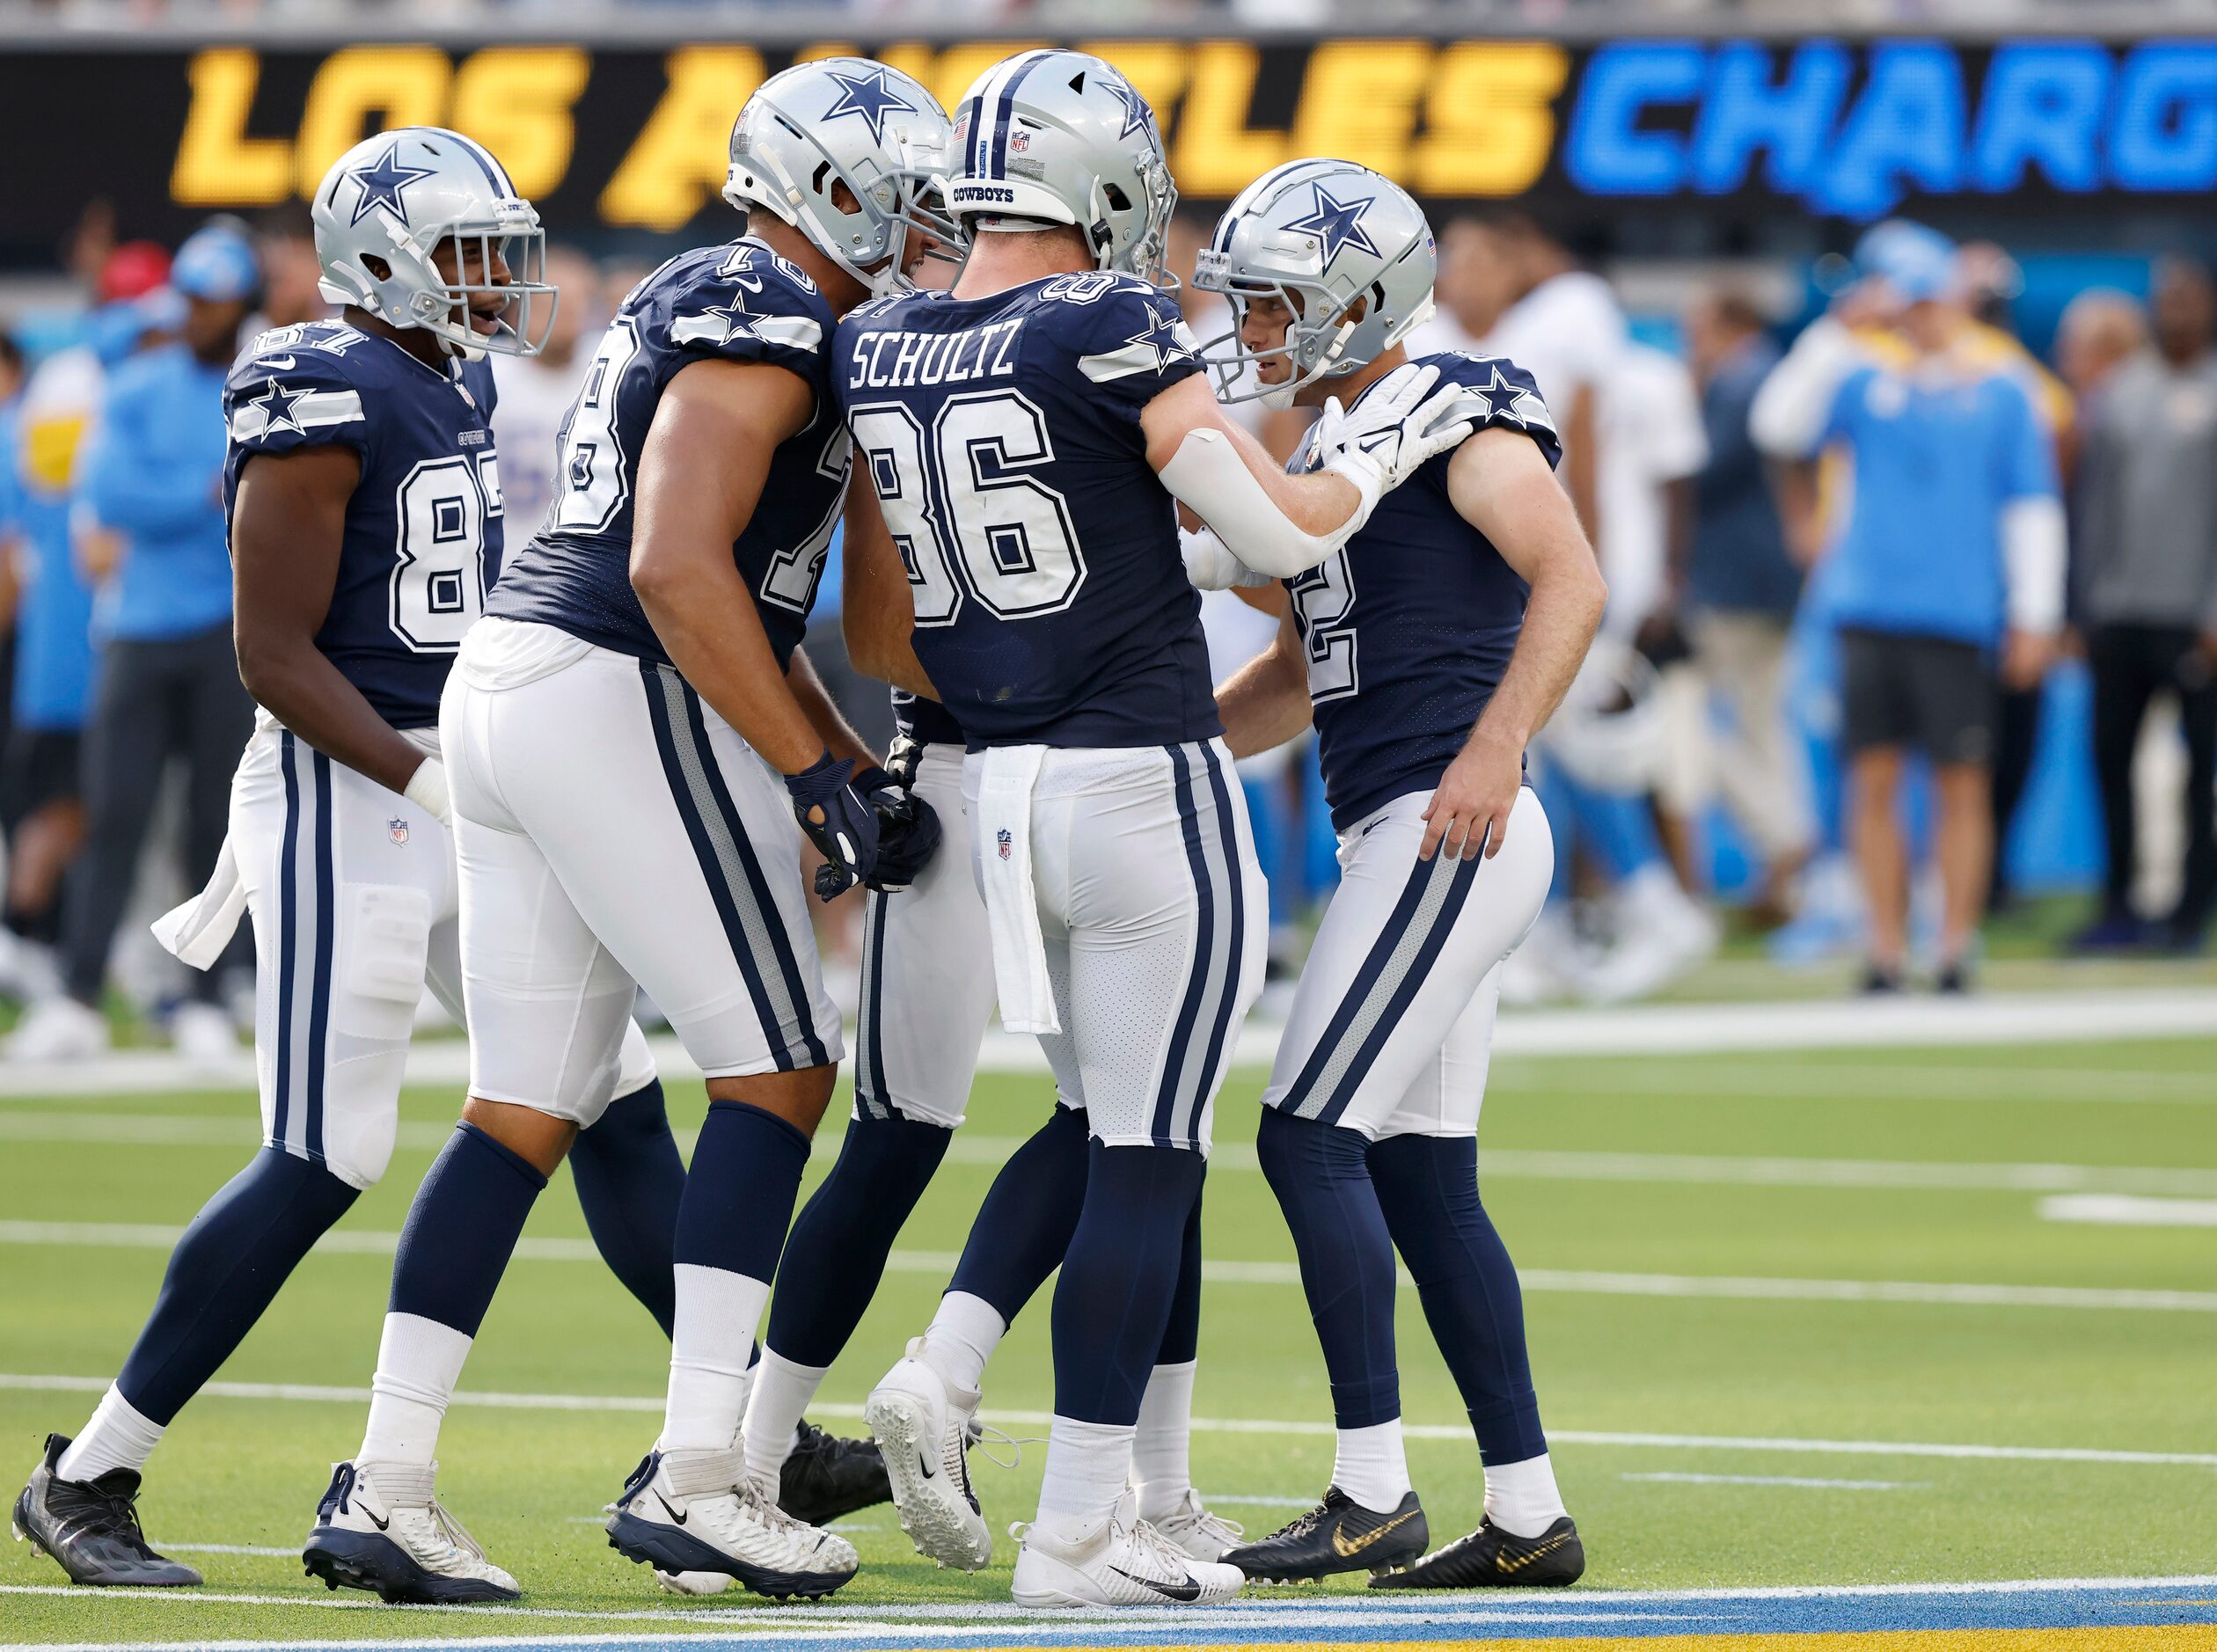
xmin=295 ymin=45 xmax=452 ymax=197
xmin=1291 ymin=40 xmax=1430 ymax=178
xmin=599 ymin=47 xmax=765 ymax=232
xmin=1078 ymin=40 xmax=1187 ymax=140
xmin=1411 ymin=42 xmax=1567 ymax=198
xmin=450 ymin=48 xmax=589 ymax=201
xmin=1173 ymin=42 xmax=1289 ymax=198
xmin=172 ymin=48 xmax=294 ymax=208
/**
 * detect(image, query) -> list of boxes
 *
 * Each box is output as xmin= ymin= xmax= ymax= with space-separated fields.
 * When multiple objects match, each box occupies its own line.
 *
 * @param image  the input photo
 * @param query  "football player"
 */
xmin=1189 ymin=161 xmax=1605 ymax=1588
xmin=11 ymin=129 xmax=694 ymax=1591
xmin=301 ymin=63 xmax=950 ymax=1604
xmin=830 ymin=53 xmax=1474 ymax=1608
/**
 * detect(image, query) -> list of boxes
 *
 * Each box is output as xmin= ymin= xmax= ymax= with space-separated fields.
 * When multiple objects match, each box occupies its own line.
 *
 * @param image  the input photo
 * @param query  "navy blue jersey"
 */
xmin=832 ymin=272 xmax=1217 ymax=749
xmin=1291 ymin=352 xmax=1560 ymax=831
xmin=489 ymin=240 xmax=848 ymax=669
xmin=893 ymin=688 xmax=965 ymax=748
xmin=223 ymin=319 xmax=503 ymax=730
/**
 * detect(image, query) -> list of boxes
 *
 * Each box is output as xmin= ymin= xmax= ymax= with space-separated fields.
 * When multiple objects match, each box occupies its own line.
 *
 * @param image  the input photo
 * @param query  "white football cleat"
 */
xmin=604 ymin=1446 xmax=855 ymax=1600
xmin=1147 ymin=1488 xmax=1243 ymax=1562
xmin=864 ymin=1339 xmax=992 ymax=1570
xmin=5 ymin=996 xmax=110 ymax=1062
xmin=1012 ymin=1489 xmax=1244 ymax=1608
xmin=301 ymin=1460 xmax=519 ymax=1604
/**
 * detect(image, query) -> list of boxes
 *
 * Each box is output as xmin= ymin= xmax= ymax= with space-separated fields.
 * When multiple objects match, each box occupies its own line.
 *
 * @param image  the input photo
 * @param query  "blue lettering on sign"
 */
xmin=1565 ymin=41 xmax=1706 ymax=195
xmin=1561 ymin=37 xmax=2217 ymax=216
xmin=1689 ymin=40 xmax=1849 ymax=197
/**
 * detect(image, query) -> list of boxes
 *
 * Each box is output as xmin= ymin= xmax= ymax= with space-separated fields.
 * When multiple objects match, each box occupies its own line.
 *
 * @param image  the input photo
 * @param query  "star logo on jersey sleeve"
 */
xmin=1100 ymin=73 xmax=1152 ymax=141
xmin=1474 ymin=365 xmax=1533 ymax=426
xmin=345 ymin=142 xmax=436 ymax=227
xmin=1284 ymin=184 xmax=1381 ymax=269
xmin=822 ymin=66 xmax=918 ymax=145
xmin=251 ymin=378 xmax=312 ymax=437
xmin=1124 ymin=306 xmax=1195 ymax=373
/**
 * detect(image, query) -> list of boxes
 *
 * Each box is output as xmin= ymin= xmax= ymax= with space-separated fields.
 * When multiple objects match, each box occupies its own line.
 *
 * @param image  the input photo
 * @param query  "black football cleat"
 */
xmin=1368 ymin=1514 xmax=1584 ymax=1589
xmin=779 ymin=1419 xmax=891 ymax=1526
xmin=1223 ymin=1487 xmax=1427 ymax=1583
xmin=12 ymin=1433 xmax=202 ymax=1587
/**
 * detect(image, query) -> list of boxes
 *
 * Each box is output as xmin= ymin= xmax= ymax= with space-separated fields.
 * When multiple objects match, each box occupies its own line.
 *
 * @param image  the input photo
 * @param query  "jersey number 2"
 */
xmin=1290 ymin=550 xmax=1357 ymax=703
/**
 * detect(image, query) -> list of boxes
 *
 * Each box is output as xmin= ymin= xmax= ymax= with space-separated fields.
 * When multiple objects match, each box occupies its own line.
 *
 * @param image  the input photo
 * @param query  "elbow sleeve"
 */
xmin=2002 ymin=495 xmax=2067 ymax=634
xmin=1158 ymin=428 xmax=1357 ymax=579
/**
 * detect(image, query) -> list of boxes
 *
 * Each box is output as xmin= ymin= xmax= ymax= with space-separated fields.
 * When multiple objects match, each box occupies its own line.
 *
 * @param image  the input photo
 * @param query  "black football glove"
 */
xmin=864 ymin=787 xmax=943 ymax=893
xmin=787 ymin=751 xmax=878 ymax=903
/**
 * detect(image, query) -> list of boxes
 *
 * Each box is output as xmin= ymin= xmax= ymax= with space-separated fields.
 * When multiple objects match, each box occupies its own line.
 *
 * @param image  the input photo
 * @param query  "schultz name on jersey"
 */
xmin=223 ymin=319 xmax=504 ymax=729
xmin=1291 ymin=352 xmax=1560 ymax=830
xmin=832 ymin=271 xmax=1216 ymax=749
xmin=489 ymin=240 xmax=849 ymax=669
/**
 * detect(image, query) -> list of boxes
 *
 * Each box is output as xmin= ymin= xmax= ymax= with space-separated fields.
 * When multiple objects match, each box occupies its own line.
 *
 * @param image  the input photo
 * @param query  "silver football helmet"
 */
xmin=724 ymin=57 xmax=956 ymax=296
xmin=944 ymin=49 xmax=1177 ymax=282
xmin=312 ymin=127 xmax=555 ymax=361
xmin=1192 ymin=158 xmax=1437 ymax=408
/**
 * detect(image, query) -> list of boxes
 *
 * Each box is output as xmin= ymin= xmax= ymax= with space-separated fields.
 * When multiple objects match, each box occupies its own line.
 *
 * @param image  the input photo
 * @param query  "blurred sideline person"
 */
xmin=1754 ymin=222 xmax=2064 ymax=991
xmin=313 ymin=69 xmax=950 ymax=1604
xmin=1190 ymin=160 xmax=1604 ymax=1591
xmin=0 ymin=251 xmax=165 ymax=1005
xmin=252 ymin=202 xmax=327 ymax=331
xmin=488 ymin=244 xmax=603 ymax=537
xmin=11 ymin=226 xmax=262 ymax=1063
xmin=2070 ymin=259 xmax=2217 ymax=954
xmin=11 ymin=129 xmax=690 ymax=1597
xmin=1657 ymin=288 xmax=1813 ymax=925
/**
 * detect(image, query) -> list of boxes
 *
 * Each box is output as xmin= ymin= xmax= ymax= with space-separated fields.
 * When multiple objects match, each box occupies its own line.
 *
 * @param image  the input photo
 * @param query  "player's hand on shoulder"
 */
xmin=789 ymin=753 xmax=882 ymax=902
xmin=1313 ymin=362 xmax=1481 ymax=505
xmin=1422 ymin=728 xmax=1523 ymax=862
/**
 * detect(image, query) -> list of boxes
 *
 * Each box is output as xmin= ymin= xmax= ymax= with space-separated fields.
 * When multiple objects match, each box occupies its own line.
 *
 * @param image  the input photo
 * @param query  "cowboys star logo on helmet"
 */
xmin=344 ymin=142 xmax=436 ymax=226
xmin=1284 ymin=183 xmax=1382 ymax=267
xmin=1100 ymin=74 xmax=1152 ymax=141
xmin=820 ymin=65 xmax=921 ymax=145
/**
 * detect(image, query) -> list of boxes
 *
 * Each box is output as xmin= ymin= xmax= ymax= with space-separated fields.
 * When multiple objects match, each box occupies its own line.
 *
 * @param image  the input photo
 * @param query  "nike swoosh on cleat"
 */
xmin=1330 ymin=1509 xmax=1417 ymax=1558
xmin=365 ymin=1509 xmax=389 ymax=1532
xmin=653 ymin=1493 xmax=687 ymax=1526
xmin=1497 ymin=1532 xmax=1570 ymax=1573
xmin=916 ymin=1447 xmax=935 ymax=1480
xmin=1109 ymin=1564 xmax=1202 ymax=1601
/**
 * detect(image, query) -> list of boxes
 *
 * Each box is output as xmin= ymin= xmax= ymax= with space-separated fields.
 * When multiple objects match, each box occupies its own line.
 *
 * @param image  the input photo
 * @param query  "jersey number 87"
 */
xmin=391 ymin=452 xmax=501 ymax=652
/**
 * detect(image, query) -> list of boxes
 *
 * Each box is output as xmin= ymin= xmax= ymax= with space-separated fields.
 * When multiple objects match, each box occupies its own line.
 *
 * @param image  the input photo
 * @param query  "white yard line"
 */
xmin=4 ymin=1371 xmax=2213 ymax=1468
xmin=2039 ymin=1193 xmax=2217 ymax=1228
xmin=6 ymin=1222 xmax=2209 ymax=1312
xmin=0 ymin=987 xmax=2208 ymax=1099
xmin=1619 ymin=1471 xmax=1921 ymax=1490
xmin=4 ymin=1222 xmax=2208 ymax=1311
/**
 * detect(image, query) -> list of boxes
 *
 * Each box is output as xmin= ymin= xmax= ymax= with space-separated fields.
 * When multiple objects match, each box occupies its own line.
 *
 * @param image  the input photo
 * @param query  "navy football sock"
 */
xmin=767 ymin=1109 xmax=950 ymax=1367
xmin=114 ymin=1146 xmax=360 ymax=1424
xmin=569 ymin=1078 xmax=685 ymax=1336
xmin=672 ymin=1099 xmax=810 ymax=1281
xmin=389 ymin=1122 xmax=546 ymax=1336
xmin=1369 ymin=1132 xmax=1547 ymax=1464
xmin=1156 ymin=1169 xmax=1204 ymax=1367
xmin=946 ymin=1102 xmax=1089 ymax=1324
xmin=1051 ymin=1142 xmax=1206 ymax=1427
xmin=1255 ymin=1106 xmax=1400 ymax=1430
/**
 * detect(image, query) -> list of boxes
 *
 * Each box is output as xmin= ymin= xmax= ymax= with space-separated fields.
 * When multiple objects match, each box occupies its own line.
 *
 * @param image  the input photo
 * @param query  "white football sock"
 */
xmin=662 ymin=1263 xmax=769 ymax=1452
xmin=1034 ymin=1414 xmax=1136 ymax=1542
xmin=1131 ymin=1360 xmax=1195 ymax=1522
xmin=917 ymin=1290 xmax=1003 ymax=1394
xmin=1331 ymin=1418 xmax=1412 ymax=1512
xmin=357 ymin=1313 xmax=472 ymax=1468
xmin=740 ymin=1347 xmax=827 ymax=1493
xmin=1483 ymin=1451 xmax=1567 ymax=1538
xmin=56 ymin=1385 xmax=165 ymax=1482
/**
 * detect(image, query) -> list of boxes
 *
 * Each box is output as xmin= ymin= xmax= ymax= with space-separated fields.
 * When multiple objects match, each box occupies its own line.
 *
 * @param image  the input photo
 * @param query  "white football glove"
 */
xmin=1315 ymin=362 xmax=1483 ymax=528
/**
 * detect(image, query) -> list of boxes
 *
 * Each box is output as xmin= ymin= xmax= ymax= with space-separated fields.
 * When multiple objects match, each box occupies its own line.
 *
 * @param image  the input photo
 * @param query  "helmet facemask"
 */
xmin=326 ymin=210 xmax=558 ymax=362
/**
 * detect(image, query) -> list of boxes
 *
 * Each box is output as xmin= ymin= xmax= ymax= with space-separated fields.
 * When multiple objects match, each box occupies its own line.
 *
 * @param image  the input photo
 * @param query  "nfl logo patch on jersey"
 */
xmin=997 ymin=828 xmax=1013 ymax=860
xmin=388 ymin=818 xmax=410 ymax=845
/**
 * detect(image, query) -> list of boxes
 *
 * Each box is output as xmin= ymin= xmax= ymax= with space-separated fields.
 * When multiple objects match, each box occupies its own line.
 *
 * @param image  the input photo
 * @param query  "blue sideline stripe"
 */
xmin=303 ymin=752 xmax=336 ymax=1162
xmin=271 ymin=734 xmax=300 ymax=1151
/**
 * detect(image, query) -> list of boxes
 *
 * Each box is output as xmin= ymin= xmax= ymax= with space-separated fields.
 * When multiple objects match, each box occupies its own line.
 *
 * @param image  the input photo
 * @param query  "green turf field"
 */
xmin=3 ymin=1034 xmax=2214 ymax=1645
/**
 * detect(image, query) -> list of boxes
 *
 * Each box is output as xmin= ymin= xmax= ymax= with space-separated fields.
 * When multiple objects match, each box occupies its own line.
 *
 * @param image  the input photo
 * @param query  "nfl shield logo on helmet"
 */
xmin=388 ymin=817 xmax=410 ymax=845
xmin=997 ymin=828 xmax=1013 ymax=861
